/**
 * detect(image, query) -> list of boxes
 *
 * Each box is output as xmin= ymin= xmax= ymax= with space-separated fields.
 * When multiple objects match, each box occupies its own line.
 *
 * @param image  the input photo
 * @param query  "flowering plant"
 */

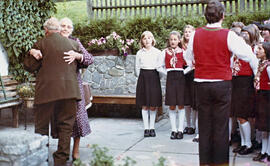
xmin=88 ymin=32 xmax=135 ymax=57
xmin=17 ymin=83 xmax=35 ymax=98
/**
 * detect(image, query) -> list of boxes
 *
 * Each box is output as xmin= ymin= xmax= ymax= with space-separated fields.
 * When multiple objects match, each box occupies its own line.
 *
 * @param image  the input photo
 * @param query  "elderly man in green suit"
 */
xmin=24 ymin=17 xmax=81 ymax=166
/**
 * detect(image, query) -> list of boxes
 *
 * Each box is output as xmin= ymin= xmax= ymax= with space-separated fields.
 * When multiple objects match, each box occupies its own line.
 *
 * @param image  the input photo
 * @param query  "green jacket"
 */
xmin=24 ymin=32 xmax=81 ymax=104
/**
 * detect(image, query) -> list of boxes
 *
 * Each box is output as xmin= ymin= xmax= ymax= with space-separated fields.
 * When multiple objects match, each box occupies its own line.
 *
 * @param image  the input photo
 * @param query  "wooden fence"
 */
xmin=86 ymin=0 xmax=270 ymax=19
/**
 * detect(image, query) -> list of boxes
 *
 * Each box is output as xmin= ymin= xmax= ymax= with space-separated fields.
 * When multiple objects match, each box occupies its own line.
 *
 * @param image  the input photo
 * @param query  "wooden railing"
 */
xmin=87 ymin=0 xmax=270 ymax=19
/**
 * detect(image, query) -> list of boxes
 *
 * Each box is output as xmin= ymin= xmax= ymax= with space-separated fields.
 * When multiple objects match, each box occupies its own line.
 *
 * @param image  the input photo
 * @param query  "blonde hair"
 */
xmin=60 ymin=17 xmax=74 ymax=30
xmin=43 ymin=17 xmax=61 ymax=31
xmin=167 ymin=31 xmax=181 ymax=47
xmin=139 ymin=31 xmax=156 ymax=48
xmin=181 ymin=25 xmax=195 ymax=50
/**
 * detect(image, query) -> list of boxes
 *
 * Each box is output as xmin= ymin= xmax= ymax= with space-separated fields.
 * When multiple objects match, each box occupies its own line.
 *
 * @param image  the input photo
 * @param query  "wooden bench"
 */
xmin=92 ymin=95 xmax=163 ymax=120
xmin=92 ymin=95 xmax=136 ymax=105
xmin=0 ymin=75 xmax=23 ymax=128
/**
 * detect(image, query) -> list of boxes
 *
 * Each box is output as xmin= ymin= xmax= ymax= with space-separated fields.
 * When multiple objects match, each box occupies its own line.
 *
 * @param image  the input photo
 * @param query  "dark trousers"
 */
xmin=35 ymin=99 xmax=77 ymax=165
xmin=196 ymin=81 xmax=231 ymax=166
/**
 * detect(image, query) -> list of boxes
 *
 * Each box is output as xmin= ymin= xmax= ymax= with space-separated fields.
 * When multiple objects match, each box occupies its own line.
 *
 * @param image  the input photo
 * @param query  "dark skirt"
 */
xmin=136 ymin=69 xmax=162 ymax=107
xmin=184 ymin=70 xmax=196 ymax=109
xmin=230 ymin=76 xmax=255 ymax=119
xmin=255 ymin=90 xmax=270 ymax=132
xmin=165 ymin=71 xmax=185 ymax=106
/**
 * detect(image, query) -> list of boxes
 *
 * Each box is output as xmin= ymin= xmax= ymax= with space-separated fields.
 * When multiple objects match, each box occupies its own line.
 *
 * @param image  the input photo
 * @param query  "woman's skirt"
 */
xmin=230 ymin=76 xmax=255 ymax=119
xmin=165 ymin=70 xmax=185 ymax=106
xmin=136 ymin=69 xmax=162 ymax=107
xmin=255 ymin=90 xmax=270 ymax=132
xmin=184 ymin=70 xmax=196 ymax=109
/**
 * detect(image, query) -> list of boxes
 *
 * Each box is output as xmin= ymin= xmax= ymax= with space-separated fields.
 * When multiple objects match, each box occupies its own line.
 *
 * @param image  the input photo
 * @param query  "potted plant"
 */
xmin=17 ymin=83 xmax=35 ymax=108
xmin=88 ymin=32 xmax=135 ymax=57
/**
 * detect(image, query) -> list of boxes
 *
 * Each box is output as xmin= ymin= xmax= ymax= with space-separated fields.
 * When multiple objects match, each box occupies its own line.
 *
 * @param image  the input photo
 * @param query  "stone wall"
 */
xmin=0 ymin=130 xmax=48 ymax=166
xmin=82 ymin=54 xmax=166 ymax=96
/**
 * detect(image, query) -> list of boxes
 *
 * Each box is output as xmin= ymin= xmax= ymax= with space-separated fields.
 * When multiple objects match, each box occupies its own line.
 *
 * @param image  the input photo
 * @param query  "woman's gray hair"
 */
xmin=43 ymin=17 xmax=61 ymax=31
xmin=60 ymin=17 xmax=74 ymax=30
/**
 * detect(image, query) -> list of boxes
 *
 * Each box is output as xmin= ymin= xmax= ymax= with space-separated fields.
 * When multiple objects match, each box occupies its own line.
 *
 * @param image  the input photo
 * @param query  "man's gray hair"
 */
xmin=43 ymin=17 xmax=61 ymax=31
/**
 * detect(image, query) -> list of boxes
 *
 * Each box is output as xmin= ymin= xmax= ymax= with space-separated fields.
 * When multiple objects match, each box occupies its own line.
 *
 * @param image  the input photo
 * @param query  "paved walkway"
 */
xmin=0 ymin=116 xmax=269 ymax=166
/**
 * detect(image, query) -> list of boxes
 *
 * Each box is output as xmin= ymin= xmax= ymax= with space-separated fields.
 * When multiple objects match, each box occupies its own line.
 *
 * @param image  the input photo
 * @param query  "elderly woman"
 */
xmin=30 ymin=17 xmax=93 ymax=161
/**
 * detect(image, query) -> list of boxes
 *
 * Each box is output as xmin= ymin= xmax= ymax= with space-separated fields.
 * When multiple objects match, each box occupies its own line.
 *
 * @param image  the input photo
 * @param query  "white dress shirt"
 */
xmin=135 ymin=46 xmax=164 ymax=76
xmin=184 ymin=22 xmax=259 ymax=82
xmin=267 ymin=66 xmax=270 ymax=79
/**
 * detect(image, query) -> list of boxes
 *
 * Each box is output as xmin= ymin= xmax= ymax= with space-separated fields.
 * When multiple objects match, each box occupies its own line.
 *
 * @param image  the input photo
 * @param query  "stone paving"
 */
xmin=0 ymin=112 xmax=268 ymax=166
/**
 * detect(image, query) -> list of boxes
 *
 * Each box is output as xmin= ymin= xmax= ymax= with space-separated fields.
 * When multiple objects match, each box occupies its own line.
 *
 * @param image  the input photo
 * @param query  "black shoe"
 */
xmin=192 ymin=138 xmax=199 ymax=143
xmin=183 ymin=127 xmax=189 ymax=134
xmin=177 ymin=131 xmax=183 ymax=139
xmin=187 ymin=127 xmax=195 ymax=135
xmin=170 ymin=131 xmax=178 ymax=139
xmin=144 ymin=129 xmax=150 ymax=137
xmin=253 ymin=153 xmax=267 ymax=161
xmin=149 ymin=129 xmax=156 ymax=137
xmin=252 ymin=140 xmax=262 ymax=150
xmin=238 ymin=146 xmax=253 ymax=155
xmin=233 ymin=145 xmax=246 ymax=153
xmin=267 ymin=155 xmax=270 ymax=162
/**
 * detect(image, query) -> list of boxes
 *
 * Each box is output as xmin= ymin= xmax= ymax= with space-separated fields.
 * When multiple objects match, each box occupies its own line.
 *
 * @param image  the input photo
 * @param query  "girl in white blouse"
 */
xmin=135 ymin=31 xmax=163 ymax=137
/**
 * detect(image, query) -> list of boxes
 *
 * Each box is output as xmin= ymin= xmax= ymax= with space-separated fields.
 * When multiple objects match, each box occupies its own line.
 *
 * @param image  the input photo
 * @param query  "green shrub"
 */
xmin=0 ymin=0 xmax=56 ymax=82
xmin=73 ymin=11 xmax=270 ymax=55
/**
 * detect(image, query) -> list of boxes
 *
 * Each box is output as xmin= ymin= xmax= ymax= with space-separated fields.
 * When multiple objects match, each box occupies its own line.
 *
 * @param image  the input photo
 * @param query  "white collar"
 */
xmin=206 ymin=22 xmax=222 ymax=28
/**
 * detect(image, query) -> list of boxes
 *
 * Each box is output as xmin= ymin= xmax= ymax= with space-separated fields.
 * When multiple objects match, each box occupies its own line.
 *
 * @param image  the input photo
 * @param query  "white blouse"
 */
xmin=135 ymin=47 xmax=164 ymax=76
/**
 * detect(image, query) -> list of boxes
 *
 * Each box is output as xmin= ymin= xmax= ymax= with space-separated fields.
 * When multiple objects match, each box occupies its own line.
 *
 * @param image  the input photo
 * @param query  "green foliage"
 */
xmin=152 ymin=157 xmax=166 ymax=166
xmin=72 ymin=144 xmax=165 ymax=166
xmin=72 ymin=11 xmax=270 ymax=55
xmin=223 ymin=12 xmax=270 ymax=28
xmin=54 ymin=0 xmax=87 ymax=24
xmin=0 ymin=0 xmax=56 ymax=82
xmin=90 ymin=144 xmax=114 ymax=166
xmin=119 ymin=156 xmax=137 ymax=166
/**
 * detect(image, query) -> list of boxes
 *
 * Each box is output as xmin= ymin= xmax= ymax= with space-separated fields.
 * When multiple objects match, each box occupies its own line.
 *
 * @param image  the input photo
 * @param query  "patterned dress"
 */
xmin=70 ymin=37 xmax=94 ymax=138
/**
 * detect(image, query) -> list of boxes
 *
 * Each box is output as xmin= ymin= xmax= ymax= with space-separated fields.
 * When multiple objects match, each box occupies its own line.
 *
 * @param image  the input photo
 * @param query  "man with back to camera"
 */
xmin=24 ymin=17 xmax=81 ymax=166
xmin=184 ymin=0 xmax=258 ymax=165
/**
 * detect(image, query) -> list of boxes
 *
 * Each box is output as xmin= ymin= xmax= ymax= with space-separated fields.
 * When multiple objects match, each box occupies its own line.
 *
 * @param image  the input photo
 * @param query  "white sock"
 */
xmin=149 ymin=110 xmax=157 ymax=129
xmin=185 ymin=106 xmax=191 ymax=127
xmin=266 ymin=132 xmax=270 ymax=155
xmin=241 ymin=121 xmax=252 ymax=148
xmin=169 ymin=109 xmax=177 ymax=132
xmin=191 ymin=109 xmax=196 ymax=129
xmin=195 ymin=111 xmax=198 ymax=134
xmin=229 ymin=118 xmax=232 ymax=141
xmin=195 ymin=134 xmax=199 ymax=139
xmin=256 ymin=130 xmax=262 ymax=143
xmin=238 ymin=121 xmax=245 ymax=146
xmin=178 ymin=108 xmax=185 ymax=132
xmin=261 ymin=131 xmax=268 ymax=154
xmin=141 ymin=109 xmax=149 ymax=130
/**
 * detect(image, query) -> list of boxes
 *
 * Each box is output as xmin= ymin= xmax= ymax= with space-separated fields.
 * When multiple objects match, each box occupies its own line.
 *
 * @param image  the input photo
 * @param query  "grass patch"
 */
xmin=53 ymin=0 xmax=88 ymax=24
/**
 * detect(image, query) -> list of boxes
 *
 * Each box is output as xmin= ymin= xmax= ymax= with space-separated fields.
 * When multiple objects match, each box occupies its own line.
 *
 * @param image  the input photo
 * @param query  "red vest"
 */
xmin=193 ymin=27 xmax=232 ymax=80
xmin=259 ymin=66 xmax=270 ymax=90
xmin=165 ymin=50 xmax=185 ymax=69
xmin=234 ymin=58 xmax=253 ymax=76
